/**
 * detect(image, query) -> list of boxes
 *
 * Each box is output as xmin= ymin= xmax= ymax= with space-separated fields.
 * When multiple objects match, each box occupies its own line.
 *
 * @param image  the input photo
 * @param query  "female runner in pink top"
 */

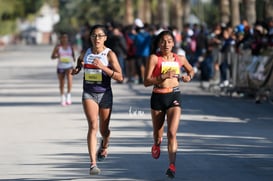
xmin=144 ymin=30 xmax=194 ymax=178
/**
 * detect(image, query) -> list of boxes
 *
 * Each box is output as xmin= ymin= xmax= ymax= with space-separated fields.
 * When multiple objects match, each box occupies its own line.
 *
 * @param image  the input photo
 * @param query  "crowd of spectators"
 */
xmin=76 ymin=17 xmax=273 ymax=102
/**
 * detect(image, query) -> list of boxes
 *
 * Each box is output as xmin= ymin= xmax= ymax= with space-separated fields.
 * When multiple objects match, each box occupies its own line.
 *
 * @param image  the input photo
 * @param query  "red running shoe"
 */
xmin=166 ymin=163 xmax=176 ymax=178
xmin=151 ymin=138 xmax=162 ymax=159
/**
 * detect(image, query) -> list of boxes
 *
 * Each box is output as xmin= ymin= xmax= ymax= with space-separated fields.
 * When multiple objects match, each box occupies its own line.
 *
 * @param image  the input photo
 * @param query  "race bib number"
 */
xmin=60 ymin=57 xmax=71 ymax=63
xmin=84 ymin=69 xmax=102 ymax=82
xmin=161 ymin=62 xmax=180 ymax=74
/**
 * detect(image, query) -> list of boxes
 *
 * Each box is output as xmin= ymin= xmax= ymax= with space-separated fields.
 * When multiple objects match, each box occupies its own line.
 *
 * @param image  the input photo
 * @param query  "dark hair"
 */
xmin=59 ymin=31 xmax=68 ymax=37
xmin=90 ymin=24 xmax=107 ymax=35
xmin=59 ymin=31 xmax=69 ymax=40
xmin=158 ymin=30 xmax=175 ymax=41
xmin=151 ymin=30 xmax=175 ymax=54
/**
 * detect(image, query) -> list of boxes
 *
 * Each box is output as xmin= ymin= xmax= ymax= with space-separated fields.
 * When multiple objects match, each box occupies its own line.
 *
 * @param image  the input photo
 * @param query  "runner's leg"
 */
xmin=83 ymin=99 xmax=99 ymax=166
xmin=151 ymin=109 xmax=165 ymax=145
xmin=166 ymin=106 xmax=181 ymax=165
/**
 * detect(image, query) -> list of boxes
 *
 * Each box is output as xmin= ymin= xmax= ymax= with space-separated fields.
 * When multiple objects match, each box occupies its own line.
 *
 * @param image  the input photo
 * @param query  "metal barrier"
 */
xmin=209 ymin=47 xmax=273 ymax=102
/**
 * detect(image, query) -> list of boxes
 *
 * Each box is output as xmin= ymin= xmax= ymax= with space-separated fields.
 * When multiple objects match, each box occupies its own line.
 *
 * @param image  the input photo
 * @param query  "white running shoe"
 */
xmin=66 ymin=93 xmax=72 ymax=105
xmin=90 ymin=165 xmax=101 ymax=175
xmin=61 ymin=94 xmax=66 ymax=106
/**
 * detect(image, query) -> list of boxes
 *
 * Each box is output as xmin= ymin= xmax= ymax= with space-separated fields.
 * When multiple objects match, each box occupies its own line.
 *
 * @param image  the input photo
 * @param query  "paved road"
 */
xmin=0 ymin=45 xmax=273 ymax=181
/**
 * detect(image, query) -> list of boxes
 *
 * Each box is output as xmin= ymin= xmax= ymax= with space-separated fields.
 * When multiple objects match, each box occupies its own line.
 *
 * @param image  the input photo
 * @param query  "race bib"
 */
xmin=84 ymin=69 xmax=102 ymax=82
xmin=161 ymin=62 xmax=180 ymax=74
xmin=60 ymin=57 xmax=71 ymax=63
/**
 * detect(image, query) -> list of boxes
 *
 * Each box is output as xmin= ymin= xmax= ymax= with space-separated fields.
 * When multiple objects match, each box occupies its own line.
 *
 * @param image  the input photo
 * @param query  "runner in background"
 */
xmin=51 ymin=32 xmax=76 ymax=106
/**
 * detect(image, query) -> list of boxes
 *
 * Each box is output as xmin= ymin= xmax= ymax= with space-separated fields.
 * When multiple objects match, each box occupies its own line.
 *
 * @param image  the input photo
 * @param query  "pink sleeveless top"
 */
xmin=152 ymin=53 xmax=182 ymax=77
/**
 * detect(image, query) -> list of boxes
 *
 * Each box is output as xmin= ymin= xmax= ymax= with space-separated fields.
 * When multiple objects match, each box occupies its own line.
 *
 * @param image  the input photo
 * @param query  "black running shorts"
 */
xmin=150 ymin=90 xmax=181 ymax=111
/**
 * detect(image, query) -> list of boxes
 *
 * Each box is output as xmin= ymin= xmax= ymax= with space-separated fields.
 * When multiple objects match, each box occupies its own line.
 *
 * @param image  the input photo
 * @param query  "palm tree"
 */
xmin=243 ymin=0 xmax=256 ymax=26
xmin=125 ymin=0 xmax=134 ymax=25
xmin=157 ymin=0 xmax=169 ymax=27
xmin=220 ymin=0 xmax=230 ymax=25
xmin=231 ymin=0 xmax=240 ymax=27
xmin=137 ymin=0 xmax=152 ymax=24
xmin=142 ymin=0 xmax=152 ymax=24
xmin=265 ymin=0 xmax=273 ymax=19
xmin=171 ymin=0 xmax=183 ymax=31
xmin=182 ymin=0 xmax=191 ymax=26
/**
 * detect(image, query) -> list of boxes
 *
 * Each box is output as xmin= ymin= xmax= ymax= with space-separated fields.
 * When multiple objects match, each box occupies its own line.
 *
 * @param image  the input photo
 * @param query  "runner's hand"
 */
xmin=181 ymin=74 xmax=191 ymax=82
xmin=92 ymin=58 xmax=103 ymax=69
xmin=71 ymin=67 xmax=81 ymax=75
xmin=162 ymin=69 xmax=178 ymax=79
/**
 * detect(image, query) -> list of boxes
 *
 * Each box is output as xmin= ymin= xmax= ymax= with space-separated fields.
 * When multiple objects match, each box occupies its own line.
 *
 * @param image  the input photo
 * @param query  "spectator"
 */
xmin=219 ymin=27 xmax=235 ymax=87
xmin=105 ymin=24 xmax=127 ymax=82
xmin=134 ymin=19 xmax=152 ymax=84
xmin=124 ymin=25 xmax=137 ymax=83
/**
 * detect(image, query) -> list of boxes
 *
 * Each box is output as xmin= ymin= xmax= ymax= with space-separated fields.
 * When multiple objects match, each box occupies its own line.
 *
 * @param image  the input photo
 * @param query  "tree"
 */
xmin=136 ymin=0 xmax=152 ymax=24
xmin=157 ymin=0 xmax=169 ymax=27
xmin=243 ymin=0 xmax=256 ymax=26
xmin=182 ymin=0 xmax=191 ymax=26
xmin=143 ymin=0 xmax=152 ymax=24
xmin=220 ymin=0 xmax=230 ymax=25
xmin=265 ymin=0 xmax=273 ymax=19
xmin=231 ymin=0 xmax=240 ymax=27
xmin=170 ymin=0 xmax=183 ymax=32
xmin=125 ymin=0 xmax=134 ymax=25
xmin=0 ymin=0 xmax=43 ymax=35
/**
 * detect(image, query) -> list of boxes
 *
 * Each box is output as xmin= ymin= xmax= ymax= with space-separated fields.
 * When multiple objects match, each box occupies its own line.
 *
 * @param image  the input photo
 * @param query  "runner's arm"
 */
xmin=71 ymin=51 xmax=84 ymax=75
xmin=179 ymin=55 xmax=194 ymax=82
xmin=51 ymin=46 xmax=59 ymax=59
xmin=144 ymin=54 xmax=165 ymax=87
xmin=106 ymin=51 xmax=123 ymax=82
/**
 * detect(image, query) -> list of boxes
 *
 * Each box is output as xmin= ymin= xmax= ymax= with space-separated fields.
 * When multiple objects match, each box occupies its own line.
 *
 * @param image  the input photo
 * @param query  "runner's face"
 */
xmin=60 ymin=35 xmax=68 ymax=44
xmin=159 ymin=35 xmax=174 ymax=53
xmin=90 ymin=28 xmax=107 ymax=48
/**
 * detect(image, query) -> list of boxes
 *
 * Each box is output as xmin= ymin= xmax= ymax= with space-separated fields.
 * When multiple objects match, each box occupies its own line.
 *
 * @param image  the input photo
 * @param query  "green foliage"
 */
xmin=21 ymin=0 xmax=44 ymax=16
xmin=0 ymin=20 xmax=16 ymax=35
xmin=255 ymin=0 xmax=265 ymax=22
xmin=0 ymin=0 xmax=44 ymax=35
xmin=191 ymin=1 xmax=220 ymax=28
xmin=203 ymin=3 xmax=219 ymax=28
xmin=54 ymin=0 xmax=126 ymax=33
xmin=0 ymin=0 xmax=267 ymax=37
xmin=0 ymin=0 xmax=24 ymax=20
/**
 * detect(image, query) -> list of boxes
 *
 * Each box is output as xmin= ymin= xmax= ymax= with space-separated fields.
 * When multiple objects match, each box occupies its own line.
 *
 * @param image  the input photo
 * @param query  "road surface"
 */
xmin=0 ymin=45 xmax=273 ymax=181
